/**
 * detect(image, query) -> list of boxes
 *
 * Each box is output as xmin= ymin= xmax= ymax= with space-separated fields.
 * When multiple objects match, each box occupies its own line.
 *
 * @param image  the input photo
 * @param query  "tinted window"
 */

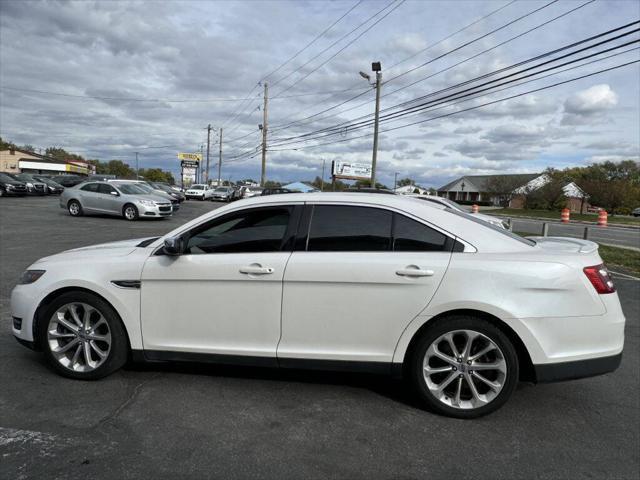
xmin=307 ymin=205 xmax=392 ymax=251
xmin=98 ymin=184 xmax=117 ymax=195
xmin=80 ymin=183 xmax=99 ymax=192
xmin=186 ymin=207 xmax=291 ymax=254
xmin=393 ymin=214 xmax=448 ymax=251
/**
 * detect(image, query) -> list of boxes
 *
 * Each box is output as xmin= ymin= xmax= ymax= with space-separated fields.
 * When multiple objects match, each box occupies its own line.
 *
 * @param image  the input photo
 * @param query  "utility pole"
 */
xmin=260 ymin=82 xmax=268 ymax=186
xmin=205 ymin=124 xmax=212 ymax=183
xmin=218 ymin=127 xmax=223 ymax=187
xmin=321 ymin=158 xmax=325 ymax=192
xmin=135 ymin=152 xmax=139 ymax=179
xmin=371 ymin=62 xmax=382 ymax=188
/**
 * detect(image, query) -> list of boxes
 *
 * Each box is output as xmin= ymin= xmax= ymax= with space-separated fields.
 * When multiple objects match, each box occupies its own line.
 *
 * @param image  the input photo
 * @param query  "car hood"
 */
xmin=128 ymin=194 xmax=170 ymax=203
xmin=2 ymin=181 xmax=26 ymax=186
xmin=33 ymin=237 xmax=153 ymax=265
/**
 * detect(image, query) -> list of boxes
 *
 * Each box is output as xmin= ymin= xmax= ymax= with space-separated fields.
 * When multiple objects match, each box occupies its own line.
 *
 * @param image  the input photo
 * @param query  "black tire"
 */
xmin=122 ymin=203 xmax=138 ymax=221
xmin=0 ymin=188 xmax=4 ymax=197
xmin=37 ymin=291 xmax=129 ymax=380
xmin=409 ymin=315 xmax=519 ymax=419
xmin=68 ymin=200 xmax=83 ymax=217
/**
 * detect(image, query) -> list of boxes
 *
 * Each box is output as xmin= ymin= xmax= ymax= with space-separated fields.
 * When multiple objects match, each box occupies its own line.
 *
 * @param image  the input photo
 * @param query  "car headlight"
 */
xmin=6 ymin=185 xmax=13 ymax=189
xmin=18 ymin=269 xmax=46 ymax=284
xmin=139 ymin=200 xmax=156 ymax=206
xmin=26 ymin=182 xmax=33 ymax=188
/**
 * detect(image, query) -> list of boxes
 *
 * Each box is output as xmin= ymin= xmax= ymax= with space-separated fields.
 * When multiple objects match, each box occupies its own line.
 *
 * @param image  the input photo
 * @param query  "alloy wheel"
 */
xmin=124 ymin=206 xmax=137 ymax=220
xmin=47 ymin=302 xmax=112 ymax=372
xmin=422 ymin=329 xmax=507 ymax=410
xmin=69 ymin=202 xmax=80 ymax=215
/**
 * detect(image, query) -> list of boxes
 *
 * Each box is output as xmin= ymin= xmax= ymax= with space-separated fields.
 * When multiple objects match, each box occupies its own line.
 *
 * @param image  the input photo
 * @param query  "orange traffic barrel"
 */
xmin=471 ymin=204 xmax=479 ymax=213
xmin=598 ymin=209 xmax=608 ymax=227
xmin=561 ymin=208 xmax=570 ymax=223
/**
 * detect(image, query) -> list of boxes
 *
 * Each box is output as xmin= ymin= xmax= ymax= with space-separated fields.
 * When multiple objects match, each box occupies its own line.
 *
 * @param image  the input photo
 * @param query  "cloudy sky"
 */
xmin=1 ymin=0 xmax=638 ymax=187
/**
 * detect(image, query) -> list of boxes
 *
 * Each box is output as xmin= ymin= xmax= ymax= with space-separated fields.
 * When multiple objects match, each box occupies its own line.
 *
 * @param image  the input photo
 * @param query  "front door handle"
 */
xmin=239 ymin=264 xmax=274 ymax=275
xmin=396 ymin=266 xmax=434 ymax=277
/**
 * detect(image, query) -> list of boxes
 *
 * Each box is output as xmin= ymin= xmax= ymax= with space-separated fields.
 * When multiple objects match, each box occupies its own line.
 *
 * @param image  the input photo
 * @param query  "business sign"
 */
xmin=178 ymin=152 xmax=202 ymax=161
xmin=332 ymin=161 xmax=372 ymax=180
xmin=181 ymin=160 xmax=199 ymax=169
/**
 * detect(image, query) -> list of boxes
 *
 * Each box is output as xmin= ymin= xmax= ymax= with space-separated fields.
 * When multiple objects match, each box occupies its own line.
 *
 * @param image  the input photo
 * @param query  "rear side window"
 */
xmin=97 ymin=184 xmax=117 ymax=195
xmin=393 ymin=214 xmax=448 ymax=251
xmin=307 ymin=205 xmax=392 ymax=251
xmin=80 ymin=183 xmax=98 ymax=192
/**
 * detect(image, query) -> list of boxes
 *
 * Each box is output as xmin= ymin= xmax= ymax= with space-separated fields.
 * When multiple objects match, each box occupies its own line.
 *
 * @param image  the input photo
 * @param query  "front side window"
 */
xmin=113 ymin=183 xmax=147 ymax=195
xmin=307 ymin=205 xmax=392 ymax=252
xmin=185 ymin=207 xmax=291 ymax=254
xmin=393 ymin=214 xmax=448 ymax=251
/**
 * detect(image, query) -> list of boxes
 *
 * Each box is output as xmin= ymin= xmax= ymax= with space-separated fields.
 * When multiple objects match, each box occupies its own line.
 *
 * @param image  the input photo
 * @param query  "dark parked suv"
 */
xmin=0 ymin=172 xmax=28 ymax=196
xmin=50 ymin=175 xmax=85 ymax=187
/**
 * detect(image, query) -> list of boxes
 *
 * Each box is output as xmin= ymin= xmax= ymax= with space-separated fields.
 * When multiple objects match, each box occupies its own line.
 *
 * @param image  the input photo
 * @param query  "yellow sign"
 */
xmin=178 ymin=152 xmax=202 ymax=161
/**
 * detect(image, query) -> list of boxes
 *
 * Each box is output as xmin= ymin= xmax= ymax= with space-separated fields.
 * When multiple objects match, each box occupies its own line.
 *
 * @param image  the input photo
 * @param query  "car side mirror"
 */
xmin=110 ymin=191 xmax=119 ymax=196
xmin=163 ymin=236 xmax=185 ymax=256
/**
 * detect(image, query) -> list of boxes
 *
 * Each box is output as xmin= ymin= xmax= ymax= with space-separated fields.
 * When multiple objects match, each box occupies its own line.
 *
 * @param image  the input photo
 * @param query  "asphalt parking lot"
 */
xmin=1 ymin=196 xmax=638 ymax=480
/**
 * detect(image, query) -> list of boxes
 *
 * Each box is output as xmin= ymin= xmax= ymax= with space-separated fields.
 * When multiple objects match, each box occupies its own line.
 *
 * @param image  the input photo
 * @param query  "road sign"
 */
xmin=332 ymin=161 xmax=372 ymax=180
xmin=178 ymin=152 xmax=202 ymax=161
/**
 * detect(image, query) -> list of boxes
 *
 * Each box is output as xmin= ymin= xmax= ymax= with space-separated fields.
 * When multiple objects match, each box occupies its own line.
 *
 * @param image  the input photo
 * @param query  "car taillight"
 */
xmin=583 ymin=264 xmax=616 ymax=294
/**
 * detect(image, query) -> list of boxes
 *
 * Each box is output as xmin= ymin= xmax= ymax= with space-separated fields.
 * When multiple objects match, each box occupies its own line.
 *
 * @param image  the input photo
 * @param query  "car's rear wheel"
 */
xmin=123 ymin=204 xmax=138 ymax=221
xmin=68 ymin=200 xmax=83 ymax=216
xmin=38 ymin=291 xmax=128 ymax=380
xmin=409 ymin=315 xmax=519 ymax=418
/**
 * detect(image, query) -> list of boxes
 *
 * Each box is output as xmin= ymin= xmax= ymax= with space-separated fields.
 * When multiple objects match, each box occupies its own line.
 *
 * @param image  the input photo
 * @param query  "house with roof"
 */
xmin=437 ymin=173 xmax=540 ymax=204
xmin=510 ymin=174 xmax=589 ymax=212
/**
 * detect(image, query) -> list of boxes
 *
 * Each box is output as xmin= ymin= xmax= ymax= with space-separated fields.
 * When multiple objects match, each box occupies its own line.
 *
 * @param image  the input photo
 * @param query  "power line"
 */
xmin=262 ymin=0 xmax=363 ymax=83
xmin=269 ymin=23 xmax=639 ymax=145
xmin=272 ymin=0 xmax=406 ymax=98
xmin=268 ymin=0 xmax=565 ymax=134
xmin=267 ymin=60 xmax=639 ymax=153
xmin=268 ymin=41 xmax=639 ymax=149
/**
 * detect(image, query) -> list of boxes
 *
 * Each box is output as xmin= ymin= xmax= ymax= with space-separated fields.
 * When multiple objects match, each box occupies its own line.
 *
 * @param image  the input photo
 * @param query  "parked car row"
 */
xmin=0 ymin=172 xmax=66 ymax=196
xmin=183 ymin=184 xmax=297 ymax=202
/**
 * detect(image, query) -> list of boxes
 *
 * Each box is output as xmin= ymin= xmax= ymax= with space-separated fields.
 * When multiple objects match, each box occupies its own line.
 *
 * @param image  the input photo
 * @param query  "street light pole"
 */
xmin=394 ymin=172 xmax=398 ymax=192
xmin=371 ymin=64 xmax=382 ymax=188
xmin=205 ymin=124 xmax=211 ymax=183
xmin=218 ymin=127 xmax=223 ymax=187
xmin=321 ymin=158 xmax=325 ymax=192
xmin=135 ymin=152 xmax=139 ymax=179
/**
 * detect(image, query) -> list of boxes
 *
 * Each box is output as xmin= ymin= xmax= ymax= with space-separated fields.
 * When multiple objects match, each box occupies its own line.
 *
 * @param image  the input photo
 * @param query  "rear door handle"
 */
xmin=239 ymin=264 xmax=274 ymax=275
xmin=396 ymin=266 xmax=434 ymax=277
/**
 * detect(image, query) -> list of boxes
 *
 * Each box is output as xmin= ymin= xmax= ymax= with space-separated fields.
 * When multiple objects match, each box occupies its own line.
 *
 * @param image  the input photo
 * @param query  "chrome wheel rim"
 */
xmin=47 ymin=303 xmax=111 ymax=372
xmin=124 ymin=206 xmax=136 ymax=220
xmin=69 ymin=203 xmax=79 ymax=215
xmin=423 ymin=329 xmax=507 ymax=410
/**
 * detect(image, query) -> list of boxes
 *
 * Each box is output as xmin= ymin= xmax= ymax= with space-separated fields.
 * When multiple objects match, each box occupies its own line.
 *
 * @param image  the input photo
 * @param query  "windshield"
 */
xmin=112 ymin=183 xmax=148 ymax=195
xmin=15 ymin=174 xmax=35 ymax=182
xmin=190 ymin=185 xmax=205 ymax=190
xmin=0 ymin=173 xmax=17 ymax=182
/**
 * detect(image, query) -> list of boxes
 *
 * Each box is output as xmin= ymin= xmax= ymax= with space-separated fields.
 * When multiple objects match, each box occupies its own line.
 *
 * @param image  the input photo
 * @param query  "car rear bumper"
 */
xmin=534 ymin=352 xmax=622 ymax=382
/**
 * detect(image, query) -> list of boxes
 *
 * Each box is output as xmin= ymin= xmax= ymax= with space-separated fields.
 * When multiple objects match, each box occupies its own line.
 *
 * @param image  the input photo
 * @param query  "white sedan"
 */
xmin=11 ymin=193 xmax=624 ymax=418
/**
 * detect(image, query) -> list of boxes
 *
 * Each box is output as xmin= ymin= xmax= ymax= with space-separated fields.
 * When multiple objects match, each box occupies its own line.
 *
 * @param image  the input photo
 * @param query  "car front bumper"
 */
xmin=138 ymin=203 xmax=173 ymax=217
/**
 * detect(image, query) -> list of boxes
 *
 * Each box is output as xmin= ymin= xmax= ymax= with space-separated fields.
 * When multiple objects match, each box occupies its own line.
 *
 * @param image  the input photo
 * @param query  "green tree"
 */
xmin=0 ymin=137 xmax=17 ymax=150
xmin=140 ymin=168 xmax=175 ymax=184
xmin=20 ymin=144 xmax=36 ymax=153
xmin=264 ymin=180 xmax=282 ymax=188
xmin=397 ymin=177 xmax=415 ymax=187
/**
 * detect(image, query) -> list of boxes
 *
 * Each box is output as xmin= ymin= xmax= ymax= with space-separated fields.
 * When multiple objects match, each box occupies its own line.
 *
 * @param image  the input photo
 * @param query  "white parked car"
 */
xmin=408 ymin=195 xmax=508 ymax=229
xmin=11 ymin=193 xmax=624 ymax=418
xmin=185 ymin=184 xmax=213 ymax=200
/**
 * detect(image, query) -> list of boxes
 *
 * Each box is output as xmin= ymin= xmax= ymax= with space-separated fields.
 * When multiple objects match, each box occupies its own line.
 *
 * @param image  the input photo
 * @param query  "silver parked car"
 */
xmin=60 ymin=181 xmax=172 ymax=220
xmin=108 ymin=180 xmax=180 ymax=212
xmin=211 ymin=186 xmax=234 ymax=202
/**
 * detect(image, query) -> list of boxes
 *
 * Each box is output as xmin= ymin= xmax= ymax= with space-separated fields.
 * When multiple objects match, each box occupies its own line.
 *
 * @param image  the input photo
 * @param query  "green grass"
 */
xmin=486 ymin=208 xmax=640 ymax=226
xmin=599 ymin=245 xmax=640 ymax=275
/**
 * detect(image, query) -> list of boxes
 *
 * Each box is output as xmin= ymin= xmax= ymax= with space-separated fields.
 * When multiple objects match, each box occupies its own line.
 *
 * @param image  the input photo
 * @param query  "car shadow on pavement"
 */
xmin=123 ymin=360 xmax=426 ymax=410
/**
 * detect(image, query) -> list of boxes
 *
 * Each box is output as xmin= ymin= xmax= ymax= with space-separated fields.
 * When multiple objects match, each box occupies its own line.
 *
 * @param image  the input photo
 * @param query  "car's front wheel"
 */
xmin=123 ymin=204 xmax=138 ymax=221
xmin=68 ymin=200 xmax=83 ymax=216
xmin=38 ymin=291 xmax=129 ymax=380
xmin=409 ymin=315 xmax=519 ymax=418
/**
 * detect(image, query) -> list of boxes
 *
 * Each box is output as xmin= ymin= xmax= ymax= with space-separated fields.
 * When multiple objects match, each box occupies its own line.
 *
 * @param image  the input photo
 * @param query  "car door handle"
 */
xmin=396 ymin=266 xmax=434 ymax=277
xmin=239 ymin=265 xmax=275 ymax=275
